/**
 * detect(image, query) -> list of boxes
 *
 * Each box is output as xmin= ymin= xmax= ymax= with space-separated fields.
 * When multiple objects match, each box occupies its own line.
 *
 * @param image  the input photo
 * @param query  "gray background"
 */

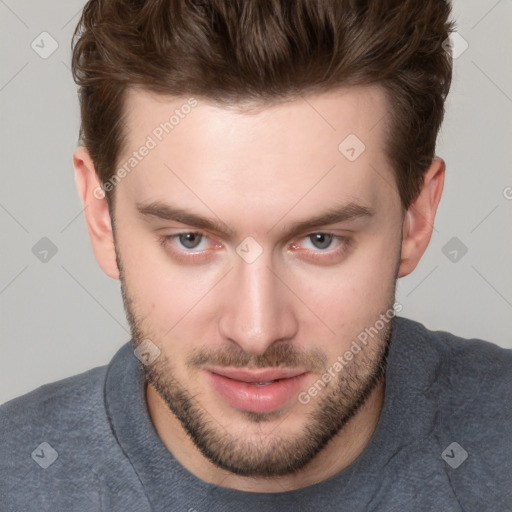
xmin=1 ymin=0 xmax=511 ymax=405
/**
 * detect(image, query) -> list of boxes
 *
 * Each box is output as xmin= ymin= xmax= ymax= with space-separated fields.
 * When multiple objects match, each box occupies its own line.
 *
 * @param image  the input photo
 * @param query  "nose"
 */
xmin=218 ymin=251 xmax=299 ymax=356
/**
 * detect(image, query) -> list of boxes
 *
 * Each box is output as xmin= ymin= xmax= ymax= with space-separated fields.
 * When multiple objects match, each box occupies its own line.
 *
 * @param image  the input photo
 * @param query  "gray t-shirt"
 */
xmin=1 ymin=316 xmax=511 ymax=511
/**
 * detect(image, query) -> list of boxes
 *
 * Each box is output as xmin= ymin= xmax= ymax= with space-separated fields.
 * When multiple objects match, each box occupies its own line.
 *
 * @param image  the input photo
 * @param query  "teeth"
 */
xmin=251 ymin=381 xmax=274 ymax=386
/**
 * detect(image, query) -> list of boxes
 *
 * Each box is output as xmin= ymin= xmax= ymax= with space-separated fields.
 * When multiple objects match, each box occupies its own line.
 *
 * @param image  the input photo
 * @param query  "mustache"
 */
xmin=186 ymin=343 xmax=328 ymax=373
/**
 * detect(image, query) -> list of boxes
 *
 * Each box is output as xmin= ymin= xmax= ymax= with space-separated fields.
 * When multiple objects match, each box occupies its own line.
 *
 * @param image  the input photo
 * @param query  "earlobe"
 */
xmin=73 ymin=146 xmax=120 ymax=280
xmin=398 ymin=158 xmax=445 ymax=278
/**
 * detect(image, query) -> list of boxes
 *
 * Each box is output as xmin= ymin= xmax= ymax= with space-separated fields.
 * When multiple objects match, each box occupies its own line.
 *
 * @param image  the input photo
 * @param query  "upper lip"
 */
xmin=206 ymin=367 xmax=308 ymax=383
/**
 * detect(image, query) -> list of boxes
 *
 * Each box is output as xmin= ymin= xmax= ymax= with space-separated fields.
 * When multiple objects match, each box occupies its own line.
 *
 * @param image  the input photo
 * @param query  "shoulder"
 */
xmin=394 ymin=316 xmax=512 ymax=392
xmin=428 ymin=322 xmax=512 ymax=427
xmin=0 ymin=364 xmax=111 ymax=469
xmin=0 ymin=365 xmax=111 ymax=508
xmin=438 ymin=322 xmax=510 ymax=393
xmin=0 ymin=364 xmax=109 ymax=433
xmin=391 ymin=317 xmax=512 ymax=506
xmin=0 ymin=344 xmax=150 ymax=511
xmin=391 ymin=316 xmax=512 ymax=436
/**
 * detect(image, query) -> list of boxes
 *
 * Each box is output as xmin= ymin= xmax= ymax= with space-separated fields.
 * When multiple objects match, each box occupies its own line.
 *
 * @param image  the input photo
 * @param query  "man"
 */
xmin=1 ymin=0 xmax=511 ymax=510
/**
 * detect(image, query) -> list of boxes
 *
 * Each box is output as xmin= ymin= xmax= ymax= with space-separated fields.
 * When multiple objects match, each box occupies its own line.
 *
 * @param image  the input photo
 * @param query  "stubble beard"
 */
xmin=117 ymin=246 xmax=396 ymax=477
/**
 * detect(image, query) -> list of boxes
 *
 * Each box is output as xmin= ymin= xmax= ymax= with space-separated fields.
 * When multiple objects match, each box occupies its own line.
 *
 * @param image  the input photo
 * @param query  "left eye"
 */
xmin=175 ymin=232 xmax=207 ymax=250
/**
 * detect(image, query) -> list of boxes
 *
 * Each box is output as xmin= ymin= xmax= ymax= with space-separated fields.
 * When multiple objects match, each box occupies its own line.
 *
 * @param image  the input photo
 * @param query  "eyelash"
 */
xmin=159 ymin=231 xmax=351 ymax=264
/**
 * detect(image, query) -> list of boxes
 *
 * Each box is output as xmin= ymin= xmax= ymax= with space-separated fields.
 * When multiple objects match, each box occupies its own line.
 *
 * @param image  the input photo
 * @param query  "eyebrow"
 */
xmin=136 ymin=200 xmax=375 ymax=239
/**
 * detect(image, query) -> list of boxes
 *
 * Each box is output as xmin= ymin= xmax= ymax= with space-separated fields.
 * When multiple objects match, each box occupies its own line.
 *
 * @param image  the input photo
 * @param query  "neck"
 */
xmin=146 ymin=377 xmax=385 ymax=493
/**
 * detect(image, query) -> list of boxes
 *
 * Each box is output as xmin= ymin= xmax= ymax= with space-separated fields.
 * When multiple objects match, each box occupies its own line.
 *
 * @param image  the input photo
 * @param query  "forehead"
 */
xmin=116 ymin=85 xmax=397 ymax=226
xmin=122 ymin=85 xmax=390 ymax=152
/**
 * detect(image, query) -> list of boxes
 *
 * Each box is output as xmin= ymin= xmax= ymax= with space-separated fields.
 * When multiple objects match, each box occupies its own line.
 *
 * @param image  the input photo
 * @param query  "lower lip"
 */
xmin=206 ymin=371 xmax=310 ymax=414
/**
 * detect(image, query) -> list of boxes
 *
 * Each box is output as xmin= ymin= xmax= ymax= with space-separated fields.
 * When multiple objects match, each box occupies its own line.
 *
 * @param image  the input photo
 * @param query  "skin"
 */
xmin=73 ymin=85 xmax=444 ymax=493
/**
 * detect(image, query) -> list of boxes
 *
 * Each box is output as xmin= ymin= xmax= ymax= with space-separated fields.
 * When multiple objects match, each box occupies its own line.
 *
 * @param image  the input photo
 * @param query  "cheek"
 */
xmin=297 ymin=238 xmax=399 ymax=331
xmin=122 ymin=245 xmax=226 ymax=344
xmin=351 ymin=239 xmax=399 ymax=303
xmin=117 ymin=231 xmax=191 ymax=321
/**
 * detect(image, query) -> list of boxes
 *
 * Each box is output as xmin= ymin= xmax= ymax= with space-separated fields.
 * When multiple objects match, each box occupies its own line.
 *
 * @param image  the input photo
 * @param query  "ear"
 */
xmin=73 ymin=146 xmax=120 ymax=280
xmin=398 ymin=157 xmax=445 ymax=278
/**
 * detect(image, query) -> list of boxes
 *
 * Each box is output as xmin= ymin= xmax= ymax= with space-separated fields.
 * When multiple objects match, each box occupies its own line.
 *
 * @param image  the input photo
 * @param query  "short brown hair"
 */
xmin=71 ymin=0 xmax=453 ymax=210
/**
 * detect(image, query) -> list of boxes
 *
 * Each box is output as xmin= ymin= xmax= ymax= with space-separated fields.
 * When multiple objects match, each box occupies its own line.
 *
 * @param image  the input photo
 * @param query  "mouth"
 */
xmin=204 ymin=367 xmax=311 ymax=414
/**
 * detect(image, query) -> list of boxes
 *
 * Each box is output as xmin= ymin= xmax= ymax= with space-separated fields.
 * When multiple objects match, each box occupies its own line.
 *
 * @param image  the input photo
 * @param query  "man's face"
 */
xmin=112 ymin=86 xmax=404 ymax=477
